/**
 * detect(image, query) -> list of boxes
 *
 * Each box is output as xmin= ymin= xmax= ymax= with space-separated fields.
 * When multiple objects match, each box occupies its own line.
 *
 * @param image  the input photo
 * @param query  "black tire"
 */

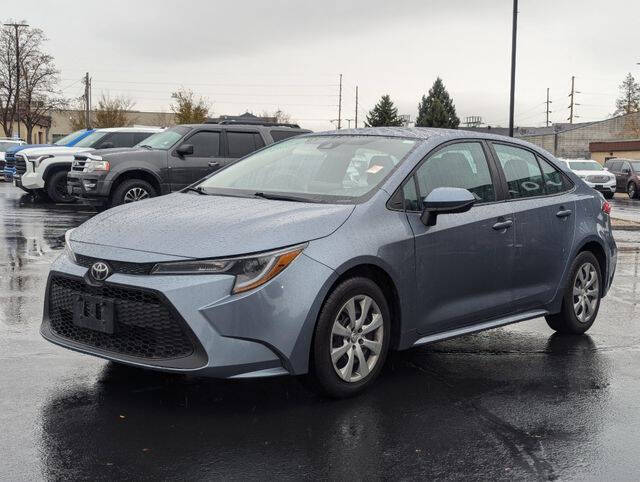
xmin=627 ymin=182 xmax=638 ymax=199
xmin=308 ymin=277 xmax=391 ymax=398
xmin=603 ymin=191 xmax=614 ymax=200
xmin=545 ymin=251 xmax=602 ymax=335
xmin=46 ymin=170 xmax=75 ymax=203
xmin=110 ymin=179 xmax=156 ymax=207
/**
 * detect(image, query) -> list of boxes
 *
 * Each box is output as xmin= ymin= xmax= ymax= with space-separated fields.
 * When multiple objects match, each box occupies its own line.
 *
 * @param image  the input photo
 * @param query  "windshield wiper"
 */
xmin=253 ymin=192 xmax=309 ymax=203
xmin=184 ymin=186 xmax=209 ymax=196
xmin=139 ymin=144 xmax=153 ymax=149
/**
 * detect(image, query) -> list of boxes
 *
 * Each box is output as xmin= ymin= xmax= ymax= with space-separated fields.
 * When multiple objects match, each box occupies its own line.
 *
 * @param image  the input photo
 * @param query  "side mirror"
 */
xmin=420 ymin=187 xmax=476 ymax=226
xmin=99 ymin=141 xmax=114 ymax=149
xmin=176 ymin=144 xmax=194 ymax=157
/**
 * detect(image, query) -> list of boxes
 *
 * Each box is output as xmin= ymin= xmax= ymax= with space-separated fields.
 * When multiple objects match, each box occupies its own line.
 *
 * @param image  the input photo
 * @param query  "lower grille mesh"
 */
xmin=48 ymin=276 xmax=195 ymax=360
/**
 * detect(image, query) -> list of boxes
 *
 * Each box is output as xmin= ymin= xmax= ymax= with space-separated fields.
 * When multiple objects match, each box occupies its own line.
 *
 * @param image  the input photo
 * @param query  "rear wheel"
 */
xmin=627 ymin=182 xmax=638 ymax=199
xmin=46 ymin=170 xmax=75 ymax=203
xmin=309 ymin=277 xmax=390 ymax=398
xmin=545 ymin=251 xmax=602 ymax=334
xmin=111 ymin=179 xmax=156 ymax=207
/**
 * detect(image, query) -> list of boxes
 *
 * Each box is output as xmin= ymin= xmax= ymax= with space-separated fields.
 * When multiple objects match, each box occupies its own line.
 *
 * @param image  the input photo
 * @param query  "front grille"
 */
xmin=48 ymin=275 xmax=197 ymax=360
xmin=72 ymin=156 xmax=87 ymax=171
xmin=587 ymin=175 xmax=610 ymax=183
xmin=75 ymin=254 xmax=156 ymax=275
xmin=15 ymin=155 xmax=26 ymax=175
xmin=4 ymin=152 xmax=15 ymax=168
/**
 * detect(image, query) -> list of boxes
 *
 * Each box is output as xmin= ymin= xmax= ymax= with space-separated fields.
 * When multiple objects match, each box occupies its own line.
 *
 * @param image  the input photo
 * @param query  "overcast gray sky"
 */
xmin=11 ymin=0 xmax=640 ymax=131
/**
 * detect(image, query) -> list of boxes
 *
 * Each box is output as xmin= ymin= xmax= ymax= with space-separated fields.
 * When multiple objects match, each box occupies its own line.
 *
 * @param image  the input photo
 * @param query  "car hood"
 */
xmin=17 ymin=145 xmax=93 ymax=157
xmin=70 ymin=193 xmax=355 ymax=259
xmin=574 ymin=169 xmax=615 ymax=177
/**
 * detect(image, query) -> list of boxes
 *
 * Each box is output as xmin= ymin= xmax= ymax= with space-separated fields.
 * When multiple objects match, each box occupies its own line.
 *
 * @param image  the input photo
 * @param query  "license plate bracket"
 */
xmin=595 ymin=184 xmax=604 ymax=189
xmin=73 ymin=294 xmax=115 ymax=334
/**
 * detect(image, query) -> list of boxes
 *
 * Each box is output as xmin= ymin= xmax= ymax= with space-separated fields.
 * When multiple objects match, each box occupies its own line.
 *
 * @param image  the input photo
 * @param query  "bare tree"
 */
xmin=615 ymin=73 xmax=640 ymax=116
xmin=92 ymin=93 xmax=136 ymax=127
xmin=170 ymin=88 xmax=210 ymax=124
xmin=261 ymin=108 xmax=292 ymax=124
xmin=0 ymin=21 xmax=65 ymax=141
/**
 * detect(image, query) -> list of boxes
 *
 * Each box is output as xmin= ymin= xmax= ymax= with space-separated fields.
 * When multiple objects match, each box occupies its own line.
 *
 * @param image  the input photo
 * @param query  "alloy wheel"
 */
xmin=123 ymin=187 xmax=150 ymax=203
xmin=572 ymin=262 xmax=599 ymax=323
xmin=330 ymin=295 xmax=384 ymax=383
xmin=629 ymin=183 xmax=636 ymax=199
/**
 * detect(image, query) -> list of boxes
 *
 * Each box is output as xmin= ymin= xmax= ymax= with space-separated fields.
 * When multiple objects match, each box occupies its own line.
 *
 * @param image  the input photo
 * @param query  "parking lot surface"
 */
xmin=2 ymin=182 xmax=640 ymax=480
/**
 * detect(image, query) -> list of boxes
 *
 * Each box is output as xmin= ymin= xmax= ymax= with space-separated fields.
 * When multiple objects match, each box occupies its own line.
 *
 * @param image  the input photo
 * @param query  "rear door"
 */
xmin=168 ymin=129 xmax=223 ymax=190
xmin=405 ymin=140 xmax=516 ymax=335
xmin=490 ymin=142 xmax=576 ymax=310
xmin=224 ymin=130 xmax=266 ymax=163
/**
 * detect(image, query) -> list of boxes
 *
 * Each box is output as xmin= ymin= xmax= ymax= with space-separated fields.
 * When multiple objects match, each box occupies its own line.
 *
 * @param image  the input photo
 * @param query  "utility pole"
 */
xmin=5 ymin=22 xmax=29 ymax=139
xmin=568 ymin=75 xmax=580 ymax=124
xmin=508 ymin=0 xmax=518 ymax=137
xmin=337 ymin=74 xmax=343 ymax=130
xmin=354 ymin=85 xmax=358 ymax=128
xmin=83 ymin=72 xmax=92 ymax=129
xmin=545 ymin=88 xmax=552 ymax=127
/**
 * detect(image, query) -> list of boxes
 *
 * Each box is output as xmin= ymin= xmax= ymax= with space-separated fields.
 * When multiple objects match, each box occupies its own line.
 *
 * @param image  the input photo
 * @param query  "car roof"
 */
xmin=175 ymin=123 xmax=310 ymax=132
xmin=94 ymin=127 xmax=163 ymax=133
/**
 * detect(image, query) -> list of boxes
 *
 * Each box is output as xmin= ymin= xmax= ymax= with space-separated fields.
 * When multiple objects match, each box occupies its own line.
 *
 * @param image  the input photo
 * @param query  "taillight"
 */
xmin=602 ymin=200 xmax=611 ymax=215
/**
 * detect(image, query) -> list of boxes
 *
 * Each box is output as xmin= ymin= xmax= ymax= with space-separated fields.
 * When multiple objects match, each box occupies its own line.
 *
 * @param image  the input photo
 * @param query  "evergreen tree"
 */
xmin=614 ymin=73 xmax=640 ymax=116
xmin=416 ymin=77 xmax=460 ymax=128
xmin=366 ymin=94 xmax=404 ymax=127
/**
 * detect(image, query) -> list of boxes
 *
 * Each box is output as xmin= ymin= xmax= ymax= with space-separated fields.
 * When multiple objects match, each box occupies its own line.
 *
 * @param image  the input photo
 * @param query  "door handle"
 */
xmin=492 ymin=219 xmax=513 ymax=230
xmin=208 ymin=162 xmax=220 ymax=170
xmin=556 ymin=209 xmax=572 ymax=218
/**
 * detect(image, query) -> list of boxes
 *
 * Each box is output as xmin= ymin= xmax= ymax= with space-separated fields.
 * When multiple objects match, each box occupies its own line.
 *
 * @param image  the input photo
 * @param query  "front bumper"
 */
xmin=67 ymin=171 xmax=111 ymax=204
xmin=41 ymin=247 xmax=334 ymax=378
xmin=582 ymin=178 xmax=616 ymax=193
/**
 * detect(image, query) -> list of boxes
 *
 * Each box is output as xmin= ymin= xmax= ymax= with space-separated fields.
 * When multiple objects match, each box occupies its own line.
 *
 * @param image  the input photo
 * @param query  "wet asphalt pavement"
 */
xmin=2 ymin=182 xmax=640 ymax=481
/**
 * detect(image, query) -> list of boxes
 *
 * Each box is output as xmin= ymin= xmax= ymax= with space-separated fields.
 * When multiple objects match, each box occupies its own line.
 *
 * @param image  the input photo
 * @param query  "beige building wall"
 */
xmin=3 ymin=122 xmax=49 ymax=144
xmin=49 ymin=110 xmax=176 ymax=141
xmin=591 ymin=150 xmax=640 ymax=164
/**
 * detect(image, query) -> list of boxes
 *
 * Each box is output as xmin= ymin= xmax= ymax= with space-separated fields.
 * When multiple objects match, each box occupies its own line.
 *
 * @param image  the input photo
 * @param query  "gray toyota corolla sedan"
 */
xmin=42 ymin=127 xmax=616 ymax=397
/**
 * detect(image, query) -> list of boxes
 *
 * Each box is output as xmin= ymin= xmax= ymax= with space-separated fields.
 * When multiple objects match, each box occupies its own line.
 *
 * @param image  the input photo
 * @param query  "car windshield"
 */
xmin=631 ymin=162 xmax=640 ymax=171
xmin=54 ymin=129 xmax=87 ymax=146
xmin=196 ymin=135 xmax=418 ymax=203
xmin=73 ymin=131 xmax=109 ymax=148
xmin=135 ymin=126 xmax=190 ymax=149
xmin=0 ymin=141 xmax=20 ymax=152
xmin=569 ymin=161 xmax=603 ymax=171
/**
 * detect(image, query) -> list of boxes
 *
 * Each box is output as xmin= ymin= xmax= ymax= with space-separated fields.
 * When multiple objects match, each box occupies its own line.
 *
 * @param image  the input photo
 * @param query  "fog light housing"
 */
xmin=82 ymin=180 xmax=97 ymax=190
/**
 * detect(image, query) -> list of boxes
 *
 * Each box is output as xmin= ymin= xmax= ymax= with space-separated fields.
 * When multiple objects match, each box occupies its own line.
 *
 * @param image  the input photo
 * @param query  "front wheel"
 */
xmin=628 ymin=182 xmax=638 ymax=199
xmin=546 ymin=251 xmax=602 ymax=334
xmin=111 ymin=179 xmax=156 ymax=207
xmin=46 ymin=170 xmax=75 ymax=203
xmin=309 ymin=277 xmax=391 ymax=398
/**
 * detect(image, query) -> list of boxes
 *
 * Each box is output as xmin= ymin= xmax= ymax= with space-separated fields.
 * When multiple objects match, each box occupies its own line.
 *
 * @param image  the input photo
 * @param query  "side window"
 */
xmin=106 ymin=132 xmax=135 ymax=148
xmin=537 ymin=156 xmax=571 ymax=194
xmin=183 ymin=131 xmax=220 ymax=157
xmin=622 ymin=161 xmax=631 ymax=173
xmin=270 ymin=130 xmax=301 ymax=142
xmin=608 ymin=160 xmax=620 ymax=172
xmin=402 ymin=177 xmax=420 ymax=211
xmin=415 ymin=142 xmax=496 ymax=203
xmin=227 ymin=132 xmax=261 ymax=157
xmin=254 ymin=133 xmax=265 ymax=149
xmin=493 ymin=143 xmax=544 ymax=199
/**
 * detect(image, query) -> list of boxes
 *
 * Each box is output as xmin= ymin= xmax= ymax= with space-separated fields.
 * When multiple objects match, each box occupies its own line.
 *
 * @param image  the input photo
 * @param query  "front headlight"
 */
xmin=150 ymin=244 xmax=307 ymax=294
xmin=83 ymin=160 xmax=110 ymax=172
xmin=64 ymin=229 xmax=76 ymax=263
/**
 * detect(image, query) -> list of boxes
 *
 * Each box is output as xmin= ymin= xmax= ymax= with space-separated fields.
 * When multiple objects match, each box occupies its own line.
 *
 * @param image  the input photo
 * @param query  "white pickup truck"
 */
xmin=16 ymin=127 xmax=161 ymax=202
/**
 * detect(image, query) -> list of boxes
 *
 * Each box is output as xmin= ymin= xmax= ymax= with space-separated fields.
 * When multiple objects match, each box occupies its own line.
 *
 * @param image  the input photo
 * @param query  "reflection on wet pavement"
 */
xmin=1 ymin=183 xmax=640 ymax=480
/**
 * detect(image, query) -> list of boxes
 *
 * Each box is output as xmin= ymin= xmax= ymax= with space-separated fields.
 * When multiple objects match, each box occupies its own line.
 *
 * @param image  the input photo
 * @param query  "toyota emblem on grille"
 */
xmin=90 ymin=261 xmax=111 ymax=281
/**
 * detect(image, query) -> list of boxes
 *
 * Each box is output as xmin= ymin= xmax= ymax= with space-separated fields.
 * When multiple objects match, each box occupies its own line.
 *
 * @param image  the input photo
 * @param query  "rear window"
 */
xmin=271 ymin=130 xmax=305 ymax=142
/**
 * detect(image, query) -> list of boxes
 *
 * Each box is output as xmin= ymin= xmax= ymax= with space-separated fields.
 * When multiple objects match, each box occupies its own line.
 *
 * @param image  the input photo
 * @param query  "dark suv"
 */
xmin=67 ymin=122 xmax=311 ymax=207
xmin=605 ymin=158 xmax=640 ymax=199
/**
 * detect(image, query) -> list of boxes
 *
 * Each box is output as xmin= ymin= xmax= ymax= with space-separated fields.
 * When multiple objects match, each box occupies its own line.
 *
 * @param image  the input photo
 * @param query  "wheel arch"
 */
xmin=111 ymin=169 xmax=162 ymax=197
xmin=42 ymin=162 xmax=72 ymax=187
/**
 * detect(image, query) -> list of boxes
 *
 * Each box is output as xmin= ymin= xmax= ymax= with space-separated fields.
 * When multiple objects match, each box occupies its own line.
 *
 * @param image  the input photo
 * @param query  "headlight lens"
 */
xmin=26 ymin=154 xmax=53 ymax=168
xmin=150 ymin=244 xmax=306 ymax=294
xmin=64 ymin=229 xmax=76 ymax=262
xmin=84 ymin=160 xmax=110 ymax=172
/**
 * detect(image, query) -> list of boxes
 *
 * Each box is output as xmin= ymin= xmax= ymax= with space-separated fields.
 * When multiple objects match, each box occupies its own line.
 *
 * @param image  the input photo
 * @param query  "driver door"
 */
xmin=169 ymin=130 xmax=224 ymax=190
xmin=404 ymin=141 xmax=516 ymax=335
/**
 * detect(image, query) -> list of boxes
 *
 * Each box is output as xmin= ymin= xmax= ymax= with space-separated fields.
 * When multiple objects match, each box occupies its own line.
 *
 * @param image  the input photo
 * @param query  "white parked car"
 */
xmin=559 ymin=158 xmax=616 ymax=199
xmin=0 ymin=139 xmax=26 ymax=180
xmin=15 ymin=127 xmax=161 ymax=202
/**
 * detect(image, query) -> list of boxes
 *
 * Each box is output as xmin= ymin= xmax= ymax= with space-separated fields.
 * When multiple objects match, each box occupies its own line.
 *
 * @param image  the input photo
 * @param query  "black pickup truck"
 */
xmin=67 ymin=121 xmax=311 ymax=207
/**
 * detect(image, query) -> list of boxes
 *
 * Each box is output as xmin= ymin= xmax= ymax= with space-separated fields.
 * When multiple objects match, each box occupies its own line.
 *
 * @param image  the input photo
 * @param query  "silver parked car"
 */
xmin=42 ymin=128 xmax=616 ymax=397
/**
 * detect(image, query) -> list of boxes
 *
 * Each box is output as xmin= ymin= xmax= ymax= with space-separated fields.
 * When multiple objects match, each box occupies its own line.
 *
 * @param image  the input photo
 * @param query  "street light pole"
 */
xmin=5 ymin=22 xmax=29 ymax=139
xmin=508 ymin=0 xmax=518 ymax=137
